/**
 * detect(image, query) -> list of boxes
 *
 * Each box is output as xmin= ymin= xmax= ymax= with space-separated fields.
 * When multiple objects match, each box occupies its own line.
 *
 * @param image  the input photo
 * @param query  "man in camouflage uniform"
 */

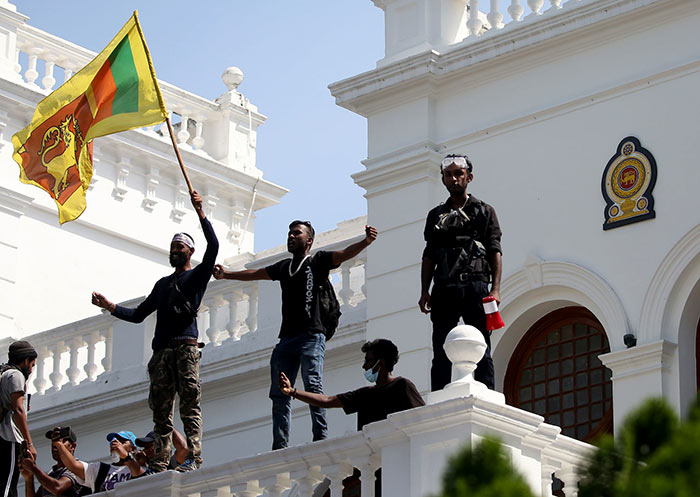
xmin=92 ymin=190 xmax=218 ymax=472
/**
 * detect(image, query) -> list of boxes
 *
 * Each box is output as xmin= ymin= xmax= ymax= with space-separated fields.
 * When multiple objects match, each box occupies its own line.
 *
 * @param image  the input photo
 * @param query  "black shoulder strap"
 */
xmin=93 ymin=462 xmax=111 ymax=492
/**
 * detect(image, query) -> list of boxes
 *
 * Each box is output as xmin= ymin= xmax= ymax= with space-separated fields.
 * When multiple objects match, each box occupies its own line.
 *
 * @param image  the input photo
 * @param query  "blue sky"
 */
xmin=15 ymin=1 xmax=531 ymax=253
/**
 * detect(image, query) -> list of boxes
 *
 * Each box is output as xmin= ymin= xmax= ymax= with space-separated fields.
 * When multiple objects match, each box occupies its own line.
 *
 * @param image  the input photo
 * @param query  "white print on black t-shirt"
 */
xmin=304 ymin=265 xmax=313 ymax=318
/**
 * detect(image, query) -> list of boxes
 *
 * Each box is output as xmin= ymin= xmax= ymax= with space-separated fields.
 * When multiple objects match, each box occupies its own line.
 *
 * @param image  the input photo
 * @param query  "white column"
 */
xmin=488 ymin=0 xmax=504 ymax=29
xmin=48 ymin=342 xmax=65 ymax=391
xmin=205 ymin=295 xmax=223 ymax=346
xmin=324 ymin=462 xmax=354 ymax=497
xmin=66 ymin=336 xmax=84 ymax=386
xmin=291 ymin=467 xmax=323 ymax=497
xmin=177 ymin=114 xmax=191 ymax=144
xmin=557 ymin=465 xmax=579 ymax=497
xmin=244 ymin=285 xmax=258 ymax=332
xmin=32 ymin=346 xmax=48 ymax=395
xmin=24 ymin=51 xmax=38 ymax=85
xmin=230 ymin=480 xmax=261 ymax=497
xmin=508 ymin=0 xmax=525 ymax=21
xmin=225 ymin=288 xmax=243 ymax=341
xmin=599 ymin=340 xmax=678 ymax=435
xmin=100 ymin=328 xmax=113 ymax=374
xmin=467 ymin=0 xmax=483 ymax=36
xmin=83 ymin=331 xmax=100 ymax=382
xmin=41 ymin=60 xmax=56 ymax=90
xmin=527 ymin=0 xmax=544 ymax=15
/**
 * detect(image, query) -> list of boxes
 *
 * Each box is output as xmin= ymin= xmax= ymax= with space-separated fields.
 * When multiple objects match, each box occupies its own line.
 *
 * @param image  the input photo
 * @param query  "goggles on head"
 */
xmin=441 ymin=156 xmax=469 ymax=170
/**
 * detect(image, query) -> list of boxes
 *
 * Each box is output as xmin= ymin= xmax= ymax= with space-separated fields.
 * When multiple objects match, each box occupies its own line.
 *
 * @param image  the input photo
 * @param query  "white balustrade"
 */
xmin=11 ymin=24 xmax=257 ymax=170
xmin=508 ymin=0 xmax=525 ymax=21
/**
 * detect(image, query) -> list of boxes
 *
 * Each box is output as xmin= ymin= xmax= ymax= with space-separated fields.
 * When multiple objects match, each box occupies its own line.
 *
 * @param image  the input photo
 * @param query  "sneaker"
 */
xmin=174 ymin=458 xmax=199 ymax=472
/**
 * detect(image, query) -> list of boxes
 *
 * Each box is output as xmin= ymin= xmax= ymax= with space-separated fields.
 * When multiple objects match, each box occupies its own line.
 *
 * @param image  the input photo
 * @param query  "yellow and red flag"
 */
xmin=12 ymin=12 xmax=168 ymax=224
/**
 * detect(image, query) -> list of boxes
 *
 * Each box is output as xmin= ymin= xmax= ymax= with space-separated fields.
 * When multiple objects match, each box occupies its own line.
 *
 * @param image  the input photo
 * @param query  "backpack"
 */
xmin=318 ymin=277 xmax=341 ymax=341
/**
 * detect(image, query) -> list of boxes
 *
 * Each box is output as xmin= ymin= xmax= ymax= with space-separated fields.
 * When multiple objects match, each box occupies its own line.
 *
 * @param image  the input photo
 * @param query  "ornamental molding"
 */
xmin=500 ymin=258 xmax=631 ymax=349
xmin=638 ymin=224 xmax=700 ymax=343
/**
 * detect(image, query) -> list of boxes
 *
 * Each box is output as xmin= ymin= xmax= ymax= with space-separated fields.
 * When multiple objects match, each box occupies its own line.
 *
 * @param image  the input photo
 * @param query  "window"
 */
xmin=505 ymin=307 xmax=613 ymax=442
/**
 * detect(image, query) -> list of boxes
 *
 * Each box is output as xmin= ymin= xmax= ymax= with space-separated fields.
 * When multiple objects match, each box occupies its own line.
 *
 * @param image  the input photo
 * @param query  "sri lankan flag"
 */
xmin=12 ymin=12 xmax=168 ymax=224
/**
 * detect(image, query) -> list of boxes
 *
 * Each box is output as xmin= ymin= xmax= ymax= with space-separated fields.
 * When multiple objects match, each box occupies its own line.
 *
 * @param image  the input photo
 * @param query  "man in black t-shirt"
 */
xmin=277 ymin=338 xmax=425 ymax=430
xmin=213 ymin=220 xmax=377 ymax=449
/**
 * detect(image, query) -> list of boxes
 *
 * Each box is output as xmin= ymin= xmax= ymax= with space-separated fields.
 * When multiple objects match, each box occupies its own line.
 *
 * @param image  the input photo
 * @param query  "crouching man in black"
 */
xmin=278 ymin=338 xmax=424 ymax=430
xmin=279 ymin=339 xmax=424 ymax=496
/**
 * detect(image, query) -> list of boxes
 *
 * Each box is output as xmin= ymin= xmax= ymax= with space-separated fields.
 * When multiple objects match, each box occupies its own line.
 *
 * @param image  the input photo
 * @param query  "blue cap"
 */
xmin=106 ymin=431 xmax=138 ymax=446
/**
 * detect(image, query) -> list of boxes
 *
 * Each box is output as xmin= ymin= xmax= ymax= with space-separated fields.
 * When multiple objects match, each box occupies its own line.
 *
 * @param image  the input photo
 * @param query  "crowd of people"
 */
xmin=1 ymin=154 xmax=501 ymax=496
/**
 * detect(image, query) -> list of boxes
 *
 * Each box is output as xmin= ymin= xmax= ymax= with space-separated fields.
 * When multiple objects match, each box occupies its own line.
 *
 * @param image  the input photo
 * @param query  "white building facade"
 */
xmin=0 ymin=0 xmax=698 ymax=496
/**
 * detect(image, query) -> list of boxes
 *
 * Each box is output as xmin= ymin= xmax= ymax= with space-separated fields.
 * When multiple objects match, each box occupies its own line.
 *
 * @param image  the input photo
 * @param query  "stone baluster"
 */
xmin=205 ymin=295 xmax=224 ymax=346
xmin=48 ymin=341 xmax=65 ymax=391
xmin=540 ymin=460 xmax=556 ymax=497
xmin=324 ymin=462 xmax=354 ymax=497
xmin=176 ymin=114 xmax=191 ymax=144
xmin=508 ymin=0 xmax=525 ymax=21
xmin=66 ymin=336 xmax=84 ymax=386
xmin=338 ymin=263 xmax=354 ymax=307
xmin=467 ymin=0 xmax=483 ymax=37
xmin=24 ymin=51 xmax=39 ymax=85
xmin=63 ymin=65 xmax=74 ymax=83
xmin=291 ymin=467 xmax=323 ymax=497
xmin=259 ymin=474 xmax=291 ymax=497
xmin=101 ymin=328 xmax=113 ymax=374
xmin=192 ymin=120 xmax=205 ymax=150
xmin=244 ymin=285 xmax=258 ymax=333
xmin=488 ymin=0 xmax=504 ymax=29
xmin=32 ymin=346 xmax=48 ymax=395
xmin=83 ymin=331 xmax=100 ymax=382
xmin=550 ymin=0 xmax=563 ymax=9
xmin=356 ymin=458 xmax=379 ymax=497
xmin=225 ymin=288 xmax=243 ymax=341
xmin=42 ymin=60 xmax=56 ymax=90
xmin=557 ymin=465 xmax=579 ymax=497
xmin=528 ymin=0 xmax=544 ymax=15
xmin=231 ymin=480 xmax=261 ymax=497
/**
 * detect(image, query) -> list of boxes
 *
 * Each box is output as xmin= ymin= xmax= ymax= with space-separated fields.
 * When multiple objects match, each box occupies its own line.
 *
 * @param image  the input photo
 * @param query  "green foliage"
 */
xmin=578 ymin=396 xmax=700 ymax=497
xmin=436 ymin=437 xmax=536 ymax=497
xmin=577 ymin=435 xmax=623 ymax=497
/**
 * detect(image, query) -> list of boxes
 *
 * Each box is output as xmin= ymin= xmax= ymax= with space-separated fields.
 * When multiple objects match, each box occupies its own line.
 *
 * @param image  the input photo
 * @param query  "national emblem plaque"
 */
xmin=601 ymin=136 xmax=657 ymax=230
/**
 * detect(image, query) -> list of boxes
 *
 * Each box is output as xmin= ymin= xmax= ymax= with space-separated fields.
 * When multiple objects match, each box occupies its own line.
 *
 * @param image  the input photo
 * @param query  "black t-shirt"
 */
xmin=112 ymin=216 xmax=219 ymax=350
xmin=266 ymin=251 xmax=339 ymax=337
xmin=337 ymin=377 xmax=426 ymax=430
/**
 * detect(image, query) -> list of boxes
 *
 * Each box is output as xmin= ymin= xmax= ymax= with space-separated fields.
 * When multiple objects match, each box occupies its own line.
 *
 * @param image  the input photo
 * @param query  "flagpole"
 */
xmin=165 ymin=116 xmax=194 ymax=194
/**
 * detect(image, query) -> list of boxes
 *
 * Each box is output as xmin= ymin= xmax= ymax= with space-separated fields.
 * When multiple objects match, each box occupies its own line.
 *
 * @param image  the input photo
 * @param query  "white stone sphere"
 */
xmin=443 ymin=325 xmax=487 ymax=369
xmin=222 ymin=66 xmax=244 ymax=91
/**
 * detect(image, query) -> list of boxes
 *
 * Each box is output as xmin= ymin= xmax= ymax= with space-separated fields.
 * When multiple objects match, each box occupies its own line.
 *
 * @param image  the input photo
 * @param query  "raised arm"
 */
xmin=53 ymin=441 xmax=85 ymax=481
xmin=93 ymin=283 xmax=158 ymax=324
xmin=212 ymin=265 xmax=271 ymax=281
xmin=331 ymin=225 xmax=377 ymax=267
xmin=278 ymin=372 xmax=343 ymax=408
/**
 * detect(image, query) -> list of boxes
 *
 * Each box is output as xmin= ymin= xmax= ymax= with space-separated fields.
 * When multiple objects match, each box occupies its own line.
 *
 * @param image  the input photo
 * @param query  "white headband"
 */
xmin=172 ymin=233 xmax=195 ymax=249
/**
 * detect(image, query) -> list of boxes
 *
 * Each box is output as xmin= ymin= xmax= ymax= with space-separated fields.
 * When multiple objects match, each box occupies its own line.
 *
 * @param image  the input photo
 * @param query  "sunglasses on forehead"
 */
xmin=441 ymin=157 xmax=470 ymax=169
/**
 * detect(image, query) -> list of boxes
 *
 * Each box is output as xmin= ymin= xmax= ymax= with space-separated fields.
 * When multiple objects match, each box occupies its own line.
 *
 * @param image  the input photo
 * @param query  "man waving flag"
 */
xmin=12 ymin=12 xmax=168 ymax=224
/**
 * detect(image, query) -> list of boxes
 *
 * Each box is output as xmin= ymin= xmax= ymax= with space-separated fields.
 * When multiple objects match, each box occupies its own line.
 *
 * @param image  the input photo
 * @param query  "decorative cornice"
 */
xmin=599 ymin=339 xmax=677 ymax=380
xmin=329 ymin=0 xmax=679 ymax=116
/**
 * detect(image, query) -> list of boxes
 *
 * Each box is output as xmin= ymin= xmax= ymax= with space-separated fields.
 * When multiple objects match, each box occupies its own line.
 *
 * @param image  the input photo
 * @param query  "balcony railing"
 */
xmin=12 ymin=23 xmax=263 ymax=173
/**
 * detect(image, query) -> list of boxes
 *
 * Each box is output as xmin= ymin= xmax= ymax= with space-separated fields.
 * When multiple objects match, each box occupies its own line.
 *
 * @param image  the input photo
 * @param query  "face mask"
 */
xmin=364 ymin=361 xmax=380 ymax=383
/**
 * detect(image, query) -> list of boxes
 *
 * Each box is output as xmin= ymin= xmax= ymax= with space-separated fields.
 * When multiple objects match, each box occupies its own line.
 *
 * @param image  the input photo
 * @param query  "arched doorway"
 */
xmin=504 ymin=306 xmax=613 ymax=442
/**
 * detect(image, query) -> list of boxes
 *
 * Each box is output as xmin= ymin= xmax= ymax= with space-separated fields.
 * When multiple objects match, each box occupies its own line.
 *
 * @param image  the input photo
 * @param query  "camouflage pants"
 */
xmin=147 ymin=344 xmax=202 ymax=470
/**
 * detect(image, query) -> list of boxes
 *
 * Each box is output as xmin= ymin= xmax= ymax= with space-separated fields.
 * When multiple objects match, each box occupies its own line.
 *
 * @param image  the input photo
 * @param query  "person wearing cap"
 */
xmin=133 ymin=428 xmax=187 ymax=471
xmin=19 ymin=427 xmax=89 ymax=497
xmin=213 ymin=221 xmax=378 ymax=450
xmin=419 ymin=154 xmax=502 ymax=391
xmin=53 ymin=431 xmax=144 ymax=493
xmin=1 ymin=341 xmax=38 ymax=497
xmin=91 ymin=190 xmax=219 ymax=473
